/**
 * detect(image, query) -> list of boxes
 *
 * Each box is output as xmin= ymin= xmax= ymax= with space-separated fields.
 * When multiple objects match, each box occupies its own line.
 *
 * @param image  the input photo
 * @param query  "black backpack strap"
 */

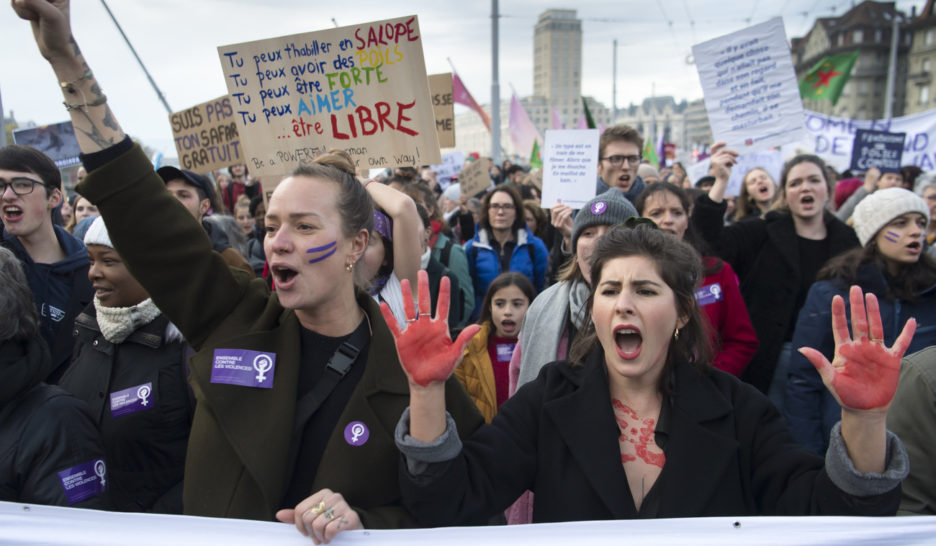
xmin=284 ymin=323 xmax=369 ymax=483
xmin=440 ymin=238 xmax=454 ymax=267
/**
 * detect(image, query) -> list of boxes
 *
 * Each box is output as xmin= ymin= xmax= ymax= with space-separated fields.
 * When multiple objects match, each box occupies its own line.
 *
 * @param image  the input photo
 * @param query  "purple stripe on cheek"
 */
xmin=884 ymin=231 xmax=900 ymax=243
xmin=308 ymin=247 xmax=337 ymax=264
xmin=306 ymin=241 xmax=337 ymax=253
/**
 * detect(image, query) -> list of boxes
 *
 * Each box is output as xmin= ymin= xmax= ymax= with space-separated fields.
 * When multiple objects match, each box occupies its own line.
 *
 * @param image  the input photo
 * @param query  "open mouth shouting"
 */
xmin=499 ymin=319 xmax=517 ymax=335
xmin=2 ymin=205 xmax=23 ymax=223
xmin=270 ymin=263 xmax=299 ymax=289
xmin=614 ymin=325 xmax=642 ymax=359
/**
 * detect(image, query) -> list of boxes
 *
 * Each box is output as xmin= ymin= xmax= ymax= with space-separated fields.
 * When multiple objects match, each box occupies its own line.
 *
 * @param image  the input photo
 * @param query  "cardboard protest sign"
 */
xmin=429 ymin=73 xmax=455 ymax=148
xmin=12 ymin=121 xmax=81 ymax=168
xmin=430 ymin=150 xmax=464 ymax=189
xmin=693 ymin=17 xmax=806 ymax=152
xmin=540 ymin=129 xmax=599 ymax=209
xmin=217 ymin=16 xmax=442 ymax=178
xmin=458 ymin=158 xmax=491 ymax=198
xmin=169 ymin=96 xmax=243 ymax=174
xmin=849 ymin=129 xmax=906 ymax=172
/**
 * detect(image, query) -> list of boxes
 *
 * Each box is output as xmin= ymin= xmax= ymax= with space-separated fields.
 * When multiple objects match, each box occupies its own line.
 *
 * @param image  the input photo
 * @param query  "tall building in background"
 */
xmin=905 ymin=0 xmax=936 ymax=115
xmin=534 ymin=9 xmax=582 ymax=128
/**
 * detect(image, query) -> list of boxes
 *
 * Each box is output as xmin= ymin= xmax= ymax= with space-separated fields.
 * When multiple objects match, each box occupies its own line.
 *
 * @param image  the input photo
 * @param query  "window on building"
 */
xmin=853 ymin=30 xmax=863 ymax=43
xmin=837 ymin=34 xmax=844 ymax=46
xmin=921 ymin=85 xmax=930 ymax=105
xmin=875 ymin=30 xmax=882 ymax=43
xmin=858 ymin=80 xmax=870 ymax=95
xmin=927 ymin=30 xmax=934 ymax=46
xmin=924 ymin=58 xmax=932 ymax=73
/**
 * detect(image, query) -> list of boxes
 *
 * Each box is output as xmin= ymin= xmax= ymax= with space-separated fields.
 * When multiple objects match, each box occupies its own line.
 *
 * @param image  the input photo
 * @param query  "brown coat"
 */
xmin=78 ymin=145 xmax=483 ymax=526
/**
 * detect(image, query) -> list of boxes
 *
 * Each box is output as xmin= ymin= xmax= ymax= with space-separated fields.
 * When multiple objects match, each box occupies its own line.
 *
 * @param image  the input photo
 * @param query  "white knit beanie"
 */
xmin=853 ymin=187 xmax=930 ymax=246
xmin=83 ymin=216 xmax=113 ymax=248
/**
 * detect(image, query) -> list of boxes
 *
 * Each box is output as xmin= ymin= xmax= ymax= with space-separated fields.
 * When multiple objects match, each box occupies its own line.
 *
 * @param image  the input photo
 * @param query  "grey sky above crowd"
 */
xmin=1 ymin=0 xmax=925 ymax=156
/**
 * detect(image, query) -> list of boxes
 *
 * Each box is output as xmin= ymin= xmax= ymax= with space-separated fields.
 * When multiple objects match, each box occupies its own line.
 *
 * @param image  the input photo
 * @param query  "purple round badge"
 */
xmin=344 ymin=421 xmax=370 ymax=446
xmin=591 ymin=201 xmax=607 ymax=215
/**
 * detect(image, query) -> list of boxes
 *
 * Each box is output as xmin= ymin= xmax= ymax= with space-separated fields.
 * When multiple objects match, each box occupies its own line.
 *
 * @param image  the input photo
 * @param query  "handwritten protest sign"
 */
xmin=458 ymin=158 xmax=491 ymax=198
xmin=849 ymin=129 xmax=906 ymax=172
xmin=693 ymin=17 xmax=806 ymax=151
xmin=429 ymin=73 xmax=455 ymax=148
xmin=168 ymin=96 xmax=243 ymax=174
xmin=430 ymin=150 xmax=464 ymax=189
xmin=217 ymin=16 xmax=441 ymax=178
xmin=12 ymin=121 xmax=81 ymax=168
xmin=540 ymin=129 xmax=599 ymax=209
xmin=686 ymin=149 xmax=783 ymax=197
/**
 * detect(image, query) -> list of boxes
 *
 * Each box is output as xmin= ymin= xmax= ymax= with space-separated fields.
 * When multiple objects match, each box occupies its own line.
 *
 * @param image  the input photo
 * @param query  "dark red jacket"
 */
xmin=697 ymin=258 xmax=758 ymax=377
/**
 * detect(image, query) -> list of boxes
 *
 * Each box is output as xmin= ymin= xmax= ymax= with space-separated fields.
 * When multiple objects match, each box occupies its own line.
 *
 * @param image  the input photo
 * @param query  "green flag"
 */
xmin=642 ymin=137 xmax=659 ymax=169
xmin=530 ymin=139 xmax=542 ymax=169
xmin=581 ymin=97 xmax=596 ymax=129
xmin=799 ymin=50 xmax=859 ymax=106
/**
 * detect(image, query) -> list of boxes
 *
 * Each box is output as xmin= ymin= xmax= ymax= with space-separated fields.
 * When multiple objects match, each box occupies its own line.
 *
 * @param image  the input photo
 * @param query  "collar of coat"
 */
xmin=543 ymin=346 xmax=737 ymax=517
xmin=474 ymin=226 xmax=529 ymax=251
xmin=760 ymin=209 xmax=858 ymax=272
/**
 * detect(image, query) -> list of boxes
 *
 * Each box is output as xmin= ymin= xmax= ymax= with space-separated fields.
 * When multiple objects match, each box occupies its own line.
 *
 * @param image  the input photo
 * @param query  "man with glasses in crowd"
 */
xmin=595 ymin=125 xmax=647 ymax=202
xmin=0 ymin=145 xmax=92 ymax=382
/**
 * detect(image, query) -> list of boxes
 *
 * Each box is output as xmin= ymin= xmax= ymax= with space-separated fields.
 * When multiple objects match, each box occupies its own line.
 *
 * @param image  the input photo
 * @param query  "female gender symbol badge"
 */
xmin=253 ymin=354 xmax=274 ymax=382
xmin=344 ymin=421 xmax=370 ymax=446
xmin=137 ymin=385 xmax=151 ymax=407
xmin=591 ymin=201 xmax=607 ymax=215
xmin=94 ymin=460 xmax=107 ymax=488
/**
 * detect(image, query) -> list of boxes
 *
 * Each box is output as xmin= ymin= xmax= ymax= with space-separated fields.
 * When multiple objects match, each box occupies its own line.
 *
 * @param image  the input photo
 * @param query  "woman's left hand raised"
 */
xmin=381 ymin=270 xmax=480 ymax=387
xmin=799 ymin=285 xmax=915 ymax=413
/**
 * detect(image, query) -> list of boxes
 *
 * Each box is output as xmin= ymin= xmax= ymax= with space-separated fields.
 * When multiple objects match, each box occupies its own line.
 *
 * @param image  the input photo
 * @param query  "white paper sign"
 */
xmin=541 ymin=129 xmax=600 ymax=209
xmin=686 ymin=150 xmax=784 ymax=197
xmin=693 ymin=18 xmax=806 ymax=152
xmin=430 ymin=151 xmax=465 ymax=189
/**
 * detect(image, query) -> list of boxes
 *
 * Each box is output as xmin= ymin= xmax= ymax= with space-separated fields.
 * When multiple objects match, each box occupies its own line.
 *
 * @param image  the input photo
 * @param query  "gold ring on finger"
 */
xmin=323 ymin=508 xmax=335 ymax=521
xmin=309 ymin=501 xmax=326 ymax=516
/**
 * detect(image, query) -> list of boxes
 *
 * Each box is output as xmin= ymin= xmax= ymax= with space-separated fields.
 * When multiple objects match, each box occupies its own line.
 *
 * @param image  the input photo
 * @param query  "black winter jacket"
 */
xmin=691 ymin=195 xmax=859 ymax=392
xmin=58 ymin=305 xmax=191 ymax=513
xmin=0 ymin=337 xmax=109 ymax=509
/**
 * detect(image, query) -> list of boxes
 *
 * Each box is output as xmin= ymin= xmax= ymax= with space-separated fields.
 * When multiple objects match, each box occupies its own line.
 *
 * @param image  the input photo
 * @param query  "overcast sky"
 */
xmin=1 ymin=0 xmax=925 ymax=156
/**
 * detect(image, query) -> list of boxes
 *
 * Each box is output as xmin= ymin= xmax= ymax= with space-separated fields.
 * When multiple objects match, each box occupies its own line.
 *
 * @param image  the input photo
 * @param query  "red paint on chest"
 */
xmin=612 ymin=399 xmax=666 ymax=468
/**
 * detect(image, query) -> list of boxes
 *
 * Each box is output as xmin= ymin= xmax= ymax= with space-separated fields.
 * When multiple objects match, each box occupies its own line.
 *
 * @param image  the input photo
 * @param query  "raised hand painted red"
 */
xmin=381 ymin=271 xmax=480 ymax=387
xmin=799 ymin=285 xmax=916 ymax=411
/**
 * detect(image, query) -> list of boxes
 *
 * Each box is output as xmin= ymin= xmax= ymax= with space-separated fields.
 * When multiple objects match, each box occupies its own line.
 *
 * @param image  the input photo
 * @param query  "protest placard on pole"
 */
xmin=217 ymin=16 xmax=442 ymax=178
xmin=849 ymin=129 xmax=905 ymax=172
xmin=458 ymin=158 xmax=491 ymax=198
xmin=429 ymin=73 xmax=455 ymax=148
xmin=12 ymin=122 xmax=81 ymax=168
xmin=168 ymin=96 xmax=243 ymax=174
xmin=693 ymin=17 xmax=806 ymax=152
xmin=540 ymin=129 xmax=599 ymax=209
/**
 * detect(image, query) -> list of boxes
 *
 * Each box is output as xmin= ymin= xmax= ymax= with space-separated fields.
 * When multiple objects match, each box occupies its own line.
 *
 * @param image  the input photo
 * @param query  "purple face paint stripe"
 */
xmin=307 ymin=247 xmax=337 ymax=264
xmin=306 ymin=240 xmax=337 ymax=253
xmin=884 ymin=231 xmax=900 ymax=243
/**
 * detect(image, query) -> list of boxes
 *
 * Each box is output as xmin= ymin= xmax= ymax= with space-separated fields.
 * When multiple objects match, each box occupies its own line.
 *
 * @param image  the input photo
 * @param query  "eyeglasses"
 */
xmin=0 ymin=177 xmax=46 ymax=196
xmin=600 ymin=155 xmax=641 ymax=167
xmin=489 ymin=203 xmax=515 ymax=211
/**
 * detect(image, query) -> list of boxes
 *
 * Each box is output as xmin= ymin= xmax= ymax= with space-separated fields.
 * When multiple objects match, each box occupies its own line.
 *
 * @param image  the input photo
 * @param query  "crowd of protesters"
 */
xmin=2 ymin=0 xmax=935 ymax=543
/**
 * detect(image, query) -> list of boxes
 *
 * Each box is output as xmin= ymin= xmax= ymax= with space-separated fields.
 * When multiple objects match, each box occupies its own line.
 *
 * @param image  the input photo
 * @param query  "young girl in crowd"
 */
xmin=635 ymin=182 xmax=758 ymax=377
xmin=455 ymin=272 xmax=535 ymax=423
xmin=59 ymin=217 xmax=190 ymax=513
xmin=234 ymin=195 xmax=254 ymax=236
xmin=786 ymin=187 xmax=936 ymax=454
xmin=733 ymin=167 xmax=778 ymax=222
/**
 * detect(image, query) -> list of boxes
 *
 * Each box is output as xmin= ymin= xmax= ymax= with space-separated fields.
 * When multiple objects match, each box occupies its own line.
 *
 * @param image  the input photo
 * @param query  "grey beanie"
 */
xmin=853 ymin=187 xmax=930 ymax=246
xmin=571 ymin=189 xmax=639 ymax=252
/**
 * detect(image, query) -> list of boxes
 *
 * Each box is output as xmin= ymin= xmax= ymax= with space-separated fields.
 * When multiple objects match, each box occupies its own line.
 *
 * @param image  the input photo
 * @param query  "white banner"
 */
xmin=785 ymin=108 xmax=936 ymax=172
xmin=686 ymin=149 xmax=783 ymax=197
xmin=3 ymin=502 xmax=936 ymax=545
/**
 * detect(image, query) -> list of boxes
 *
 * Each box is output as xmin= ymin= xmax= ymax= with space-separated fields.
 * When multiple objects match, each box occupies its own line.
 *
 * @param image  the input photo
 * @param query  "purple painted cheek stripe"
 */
xmin=884 ymin=231 xmax=900 ymax=243
xmin=307 ymin=240 xmax=338 ymax=264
